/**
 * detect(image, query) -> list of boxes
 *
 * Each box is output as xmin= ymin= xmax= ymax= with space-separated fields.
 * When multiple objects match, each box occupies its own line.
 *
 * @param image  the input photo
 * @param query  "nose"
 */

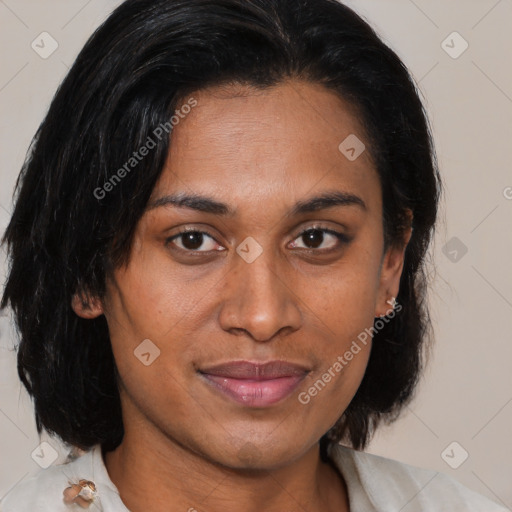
xmin=218 ymin=248 xmax=302 ymax=342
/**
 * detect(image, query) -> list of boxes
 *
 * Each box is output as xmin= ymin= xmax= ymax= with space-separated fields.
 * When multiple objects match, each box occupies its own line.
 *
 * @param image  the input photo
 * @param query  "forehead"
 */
xmin=151 ymin=80 xmax=379 ymax=214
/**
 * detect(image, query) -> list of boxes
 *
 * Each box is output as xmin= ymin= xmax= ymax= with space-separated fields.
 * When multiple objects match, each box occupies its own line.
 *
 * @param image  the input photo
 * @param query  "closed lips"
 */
xmin=198 ymin=360 xmax=311 ymax=407
xmin=198 ymin=360 xmax=311 ymax=379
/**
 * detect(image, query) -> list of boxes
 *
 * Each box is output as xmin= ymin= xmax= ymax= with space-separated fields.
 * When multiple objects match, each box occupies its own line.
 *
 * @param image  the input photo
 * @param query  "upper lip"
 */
xmin=199 ymin=360 xmax=310 ymax=380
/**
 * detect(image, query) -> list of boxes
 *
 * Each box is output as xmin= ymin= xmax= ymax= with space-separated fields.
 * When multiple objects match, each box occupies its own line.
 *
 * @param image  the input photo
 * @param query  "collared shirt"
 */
xmin=1 ymin=442 xmax=508 ymax=511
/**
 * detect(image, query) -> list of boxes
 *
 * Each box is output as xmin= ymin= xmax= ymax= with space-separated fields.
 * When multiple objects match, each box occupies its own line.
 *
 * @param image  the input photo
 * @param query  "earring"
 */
xmin=386 ymin=297 xmax=397 ymax=309
xmin=378 ymin=296 xmax=397 ymax=318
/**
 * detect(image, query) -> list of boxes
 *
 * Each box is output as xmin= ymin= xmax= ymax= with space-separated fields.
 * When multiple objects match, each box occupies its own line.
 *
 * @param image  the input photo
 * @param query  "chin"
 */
xmin=202 ymin=436 xmax=312 ymax=472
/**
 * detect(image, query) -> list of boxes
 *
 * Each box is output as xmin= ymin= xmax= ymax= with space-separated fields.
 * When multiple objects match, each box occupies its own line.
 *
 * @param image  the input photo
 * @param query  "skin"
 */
xmin=73 ymin=79 xmax=411 ymax=512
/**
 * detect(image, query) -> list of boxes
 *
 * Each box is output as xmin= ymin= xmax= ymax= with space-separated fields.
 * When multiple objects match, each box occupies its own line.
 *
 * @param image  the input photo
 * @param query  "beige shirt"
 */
xmin=1 ymin=442 xmax=508 ymax=511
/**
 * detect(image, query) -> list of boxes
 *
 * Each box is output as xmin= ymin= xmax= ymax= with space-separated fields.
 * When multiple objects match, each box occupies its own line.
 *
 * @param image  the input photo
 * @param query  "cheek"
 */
xmin=308 ymin=248 xmax=382 ymax=338
xmin=298 ymin=280 xmax=375 ymax=424
xmin=107 ymin=299 xmax=196 ymax=426
xmin=297 ymin=333 xmax=371 ymax=436
xmin=299 ymin=244 xmax=381 ymax=401
xmin=105 ymin=247 xmax=206 ymax=342
xmin=103 ymin=249 xmax=216 ymax=398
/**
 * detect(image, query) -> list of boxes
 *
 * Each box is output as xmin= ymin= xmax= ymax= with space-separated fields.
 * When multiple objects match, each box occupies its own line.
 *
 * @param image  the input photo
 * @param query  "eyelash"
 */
xmin=165 ymin=226 xmax=350 ymax=254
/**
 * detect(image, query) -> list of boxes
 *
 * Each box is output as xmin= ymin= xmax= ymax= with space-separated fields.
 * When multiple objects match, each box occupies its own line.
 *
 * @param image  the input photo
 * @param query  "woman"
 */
xmin=0 ymin=0 xmax=507 ymax=510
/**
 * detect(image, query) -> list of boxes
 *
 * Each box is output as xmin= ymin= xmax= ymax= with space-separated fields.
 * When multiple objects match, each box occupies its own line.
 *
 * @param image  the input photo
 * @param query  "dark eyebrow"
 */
xmin=147 ymin=192 xmax=231 ymax=215
xmin=146 ymin=190 xmax=366 ymax=216
xmin=287 ymin=190 xmax=366 ymax=216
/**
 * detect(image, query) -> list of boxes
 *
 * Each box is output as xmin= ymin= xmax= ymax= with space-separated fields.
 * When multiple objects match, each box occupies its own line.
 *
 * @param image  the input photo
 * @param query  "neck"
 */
xmin=103 ymin=428 xmax=349 ymax=512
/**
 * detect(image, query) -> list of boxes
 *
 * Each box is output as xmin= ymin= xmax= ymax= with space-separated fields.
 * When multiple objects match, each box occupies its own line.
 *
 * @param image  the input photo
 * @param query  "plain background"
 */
xmin=0 ymin=0 xmax=511 ymax=508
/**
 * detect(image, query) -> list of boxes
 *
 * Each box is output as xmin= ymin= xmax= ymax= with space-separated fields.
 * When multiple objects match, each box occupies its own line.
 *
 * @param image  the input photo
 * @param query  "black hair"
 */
xmin=1 ymin=0 xmax=440 ymax=454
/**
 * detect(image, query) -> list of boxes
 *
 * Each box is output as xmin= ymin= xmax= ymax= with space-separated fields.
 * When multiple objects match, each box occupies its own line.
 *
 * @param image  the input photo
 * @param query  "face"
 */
xmin=75 ymin=79 xmax=408 ymax=470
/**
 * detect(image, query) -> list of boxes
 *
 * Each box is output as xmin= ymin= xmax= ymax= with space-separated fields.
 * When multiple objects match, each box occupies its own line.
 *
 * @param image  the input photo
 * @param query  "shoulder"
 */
xmin=0 ymin=445 xmax=113 ymax=512
xmin=329 ymin=443 xmax=508 ymax=512
xmin=1 ymin=457 xmax=79 ymax=512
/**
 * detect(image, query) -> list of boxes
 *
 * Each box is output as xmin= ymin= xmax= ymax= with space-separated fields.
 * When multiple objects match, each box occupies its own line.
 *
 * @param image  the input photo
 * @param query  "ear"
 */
xmin=375 ymin=215 xmax=413 ymax=317
xmin=71 ymin=290 xmax=104 ymax=319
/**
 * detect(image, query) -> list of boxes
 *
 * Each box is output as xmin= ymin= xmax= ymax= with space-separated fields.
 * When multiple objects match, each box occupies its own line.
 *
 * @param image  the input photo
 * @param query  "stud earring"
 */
xmin=386 ymin=297 xmax=397 ymax=309
xmin=378 ymin=296 xmax=397 ymax=318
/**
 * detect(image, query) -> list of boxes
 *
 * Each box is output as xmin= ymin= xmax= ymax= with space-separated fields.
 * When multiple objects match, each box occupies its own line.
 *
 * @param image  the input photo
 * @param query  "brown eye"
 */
xmin=181 ymin=231 xmax=205 ymax=250
xmin=301 ymin=229 xmax=325 ymax=249
xmin=166 ymin=229 xmax=224 ymax=253
xmin=290 ymin=227 xmax=349 ymax=251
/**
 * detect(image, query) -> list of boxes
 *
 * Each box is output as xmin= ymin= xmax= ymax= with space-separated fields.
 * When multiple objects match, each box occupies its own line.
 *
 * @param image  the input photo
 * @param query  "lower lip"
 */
xmin=200 ymin=373 xmax=306 ymax=407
